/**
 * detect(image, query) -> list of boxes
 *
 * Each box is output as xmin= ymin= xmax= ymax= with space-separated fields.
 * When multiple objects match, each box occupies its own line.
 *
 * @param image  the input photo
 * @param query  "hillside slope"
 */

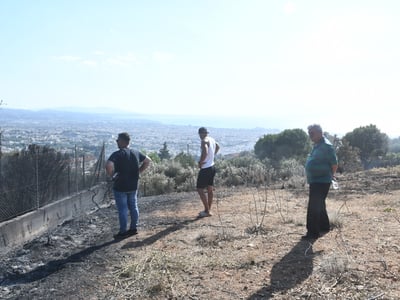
xmin=1 ymin=168 xmax=400 ymax=299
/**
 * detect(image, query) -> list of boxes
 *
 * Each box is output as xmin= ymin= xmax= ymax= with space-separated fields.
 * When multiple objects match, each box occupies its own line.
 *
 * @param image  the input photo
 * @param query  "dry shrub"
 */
xmin=196 ymin=232 xmax=221 ymax=247
xmin=247 ymin=189 xmax=269 ymax=235
xmin=319 ymin=253 xmax=350 ymax=282
xmin=329 ymin=211 xmax=344 ymax=229
xmin=114 ymin=250 xmax=192 ymax=299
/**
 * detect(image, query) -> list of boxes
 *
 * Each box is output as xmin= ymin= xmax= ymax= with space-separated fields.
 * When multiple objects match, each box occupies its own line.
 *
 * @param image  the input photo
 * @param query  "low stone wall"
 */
xmin=0 ymin=183 xmax=109 ymax=254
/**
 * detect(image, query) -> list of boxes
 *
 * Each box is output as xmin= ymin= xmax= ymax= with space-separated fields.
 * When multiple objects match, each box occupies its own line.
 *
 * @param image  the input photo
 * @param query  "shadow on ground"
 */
xmin=248 ymin=239 xmax=320 ymax=299
xmin=0 ymin=239 xmax=118 ymax=285
xmin=121 ymin=217 xmax=199 ymax=249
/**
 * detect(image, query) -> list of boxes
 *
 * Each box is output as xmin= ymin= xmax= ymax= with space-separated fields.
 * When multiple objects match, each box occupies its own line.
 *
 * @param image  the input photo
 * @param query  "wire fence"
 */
xmin=0 ymin=144 xmax=107 ymax=223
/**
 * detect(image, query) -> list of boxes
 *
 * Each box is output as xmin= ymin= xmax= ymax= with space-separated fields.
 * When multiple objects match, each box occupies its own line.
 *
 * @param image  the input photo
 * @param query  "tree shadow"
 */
xmin=0 ymin=239 xmax=118 ymax=285
xmin=248 ymin=239 xmax=320 ymax=299
xmin=121 ymin=217 xmax=199 ymax=249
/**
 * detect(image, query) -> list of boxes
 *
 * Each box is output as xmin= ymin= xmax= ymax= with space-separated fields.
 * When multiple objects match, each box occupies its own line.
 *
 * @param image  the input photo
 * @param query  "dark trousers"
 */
xmin=306 ymin=183 xmax=331 ymax=236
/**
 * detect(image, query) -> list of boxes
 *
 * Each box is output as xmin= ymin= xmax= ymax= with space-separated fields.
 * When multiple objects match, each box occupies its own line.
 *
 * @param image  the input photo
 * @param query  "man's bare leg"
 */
xmin=197 ymin=188 xmax=209 ymax=213
xmin=206 ymin=186 xmax=214 ymax=214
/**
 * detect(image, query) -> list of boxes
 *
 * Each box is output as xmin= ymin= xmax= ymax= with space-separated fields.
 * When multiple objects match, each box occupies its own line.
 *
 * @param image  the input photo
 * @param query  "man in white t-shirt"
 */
xmin=196 ymin=127 xmax=220 ymax=217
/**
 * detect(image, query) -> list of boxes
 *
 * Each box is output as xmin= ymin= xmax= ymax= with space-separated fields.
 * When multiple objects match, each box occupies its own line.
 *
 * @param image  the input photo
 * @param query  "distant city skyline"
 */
xmin=1 ymin=1 xmax=400 ymax=137
xmin=0 ymin=108 xmax=271 ymax=158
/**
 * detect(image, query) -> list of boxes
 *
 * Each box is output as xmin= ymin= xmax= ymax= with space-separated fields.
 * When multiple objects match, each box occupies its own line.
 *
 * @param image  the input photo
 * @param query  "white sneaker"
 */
xmin=198 ymin=211 xmax=211 ymax=217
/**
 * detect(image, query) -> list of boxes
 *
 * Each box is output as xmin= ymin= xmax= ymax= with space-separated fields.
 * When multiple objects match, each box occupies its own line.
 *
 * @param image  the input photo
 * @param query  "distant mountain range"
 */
xmin=0 ymin=108 xmax=278 ymax=131
xmin=1 ymin=108 xmax=154 ymax=124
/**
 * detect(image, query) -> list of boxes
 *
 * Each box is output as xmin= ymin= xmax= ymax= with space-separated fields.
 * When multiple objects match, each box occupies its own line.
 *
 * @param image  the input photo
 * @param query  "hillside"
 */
xmin=0 ymin=167 xmax=399 ymax=299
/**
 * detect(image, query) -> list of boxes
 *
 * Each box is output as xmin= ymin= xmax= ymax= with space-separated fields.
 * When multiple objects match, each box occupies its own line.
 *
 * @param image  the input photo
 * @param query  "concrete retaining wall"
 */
xmin=0 ymin=183 xmax=109 ymax=253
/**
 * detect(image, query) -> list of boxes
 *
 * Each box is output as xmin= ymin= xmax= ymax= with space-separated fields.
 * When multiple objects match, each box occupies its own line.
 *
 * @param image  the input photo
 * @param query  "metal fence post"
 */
xmin=35 ymin=146 xmax=40 ymax=209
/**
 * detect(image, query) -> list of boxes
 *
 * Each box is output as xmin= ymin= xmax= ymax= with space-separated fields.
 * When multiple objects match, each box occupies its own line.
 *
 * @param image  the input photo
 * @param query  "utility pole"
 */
xmin=75 ymin=145 xmax=78 ymax=193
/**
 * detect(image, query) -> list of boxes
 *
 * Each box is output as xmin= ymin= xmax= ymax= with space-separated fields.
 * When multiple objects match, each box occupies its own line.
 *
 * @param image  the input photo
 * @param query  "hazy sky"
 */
xmin=1 ymin=1 xmax=400 ymax=137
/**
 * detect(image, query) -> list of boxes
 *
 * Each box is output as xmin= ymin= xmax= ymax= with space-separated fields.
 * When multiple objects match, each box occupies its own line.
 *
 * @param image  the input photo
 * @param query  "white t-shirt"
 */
xmin=201 ymin=136 xmax=217 ymax=169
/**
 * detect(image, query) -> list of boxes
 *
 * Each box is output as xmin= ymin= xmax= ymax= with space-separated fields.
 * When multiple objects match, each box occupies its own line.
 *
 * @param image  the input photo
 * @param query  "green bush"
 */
xmin=174 ymin=152 xmax=196 ymax=168
xmin=164 ymin=161 xmax=183 ymax=178
xmin=215 ymin=155 xmax=271 ymax=187
xmin=141 ymin=173 xmax=174 ymax=196
xmin=139 ymin=158 xmax=197 ymax=195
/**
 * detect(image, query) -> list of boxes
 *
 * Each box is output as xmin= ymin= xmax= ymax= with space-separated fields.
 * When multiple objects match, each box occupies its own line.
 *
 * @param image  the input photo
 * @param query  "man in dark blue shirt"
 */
xmin=106 ymin=132 xmax=151 ymax=239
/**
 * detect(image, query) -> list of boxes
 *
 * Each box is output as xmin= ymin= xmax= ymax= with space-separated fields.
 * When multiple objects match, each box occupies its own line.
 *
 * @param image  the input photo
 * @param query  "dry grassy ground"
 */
xmin=1 ymin=167 xmax=400 ymax=299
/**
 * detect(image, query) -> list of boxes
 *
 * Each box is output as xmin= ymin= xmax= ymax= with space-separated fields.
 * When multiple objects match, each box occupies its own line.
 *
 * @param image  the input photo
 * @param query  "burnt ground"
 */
xmin=1 ymin=167 xmax=400 ymax=299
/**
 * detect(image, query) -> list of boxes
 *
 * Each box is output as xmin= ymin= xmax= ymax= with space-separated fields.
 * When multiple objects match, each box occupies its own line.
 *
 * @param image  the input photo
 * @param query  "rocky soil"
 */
xmin=1 ymin=168 xmax=400 ymax=299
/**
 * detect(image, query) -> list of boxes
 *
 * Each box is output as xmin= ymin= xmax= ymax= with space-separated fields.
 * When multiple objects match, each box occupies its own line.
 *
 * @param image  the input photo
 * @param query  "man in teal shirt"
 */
xmin=304 ymin=124 xmax=338 ymax=240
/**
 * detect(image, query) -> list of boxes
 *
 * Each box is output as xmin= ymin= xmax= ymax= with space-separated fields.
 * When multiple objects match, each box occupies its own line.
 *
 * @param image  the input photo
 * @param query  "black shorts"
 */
xmin=196 ymin=166 xmax=216 ymax=189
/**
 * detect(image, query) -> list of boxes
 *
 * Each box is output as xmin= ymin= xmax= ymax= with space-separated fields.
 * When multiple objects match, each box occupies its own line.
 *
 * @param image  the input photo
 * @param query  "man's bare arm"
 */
xmin=139 ymin=156 xmax=152 ymax=173
xmin=105 ymin=160 xmax=114 ymax=177
xmin=215 ymin=142 xmax=220 ymax=155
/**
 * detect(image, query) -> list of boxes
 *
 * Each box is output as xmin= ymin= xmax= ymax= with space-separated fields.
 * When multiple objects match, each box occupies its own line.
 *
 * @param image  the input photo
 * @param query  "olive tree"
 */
xmin=343 ymin=124 xmax=389 ymax=169
xmin=254 ymin=128 xmax=310 ymax=163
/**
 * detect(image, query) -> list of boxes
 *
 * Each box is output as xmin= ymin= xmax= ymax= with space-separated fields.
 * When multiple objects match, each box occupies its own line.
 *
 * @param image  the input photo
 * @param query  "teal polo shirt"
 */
xmin=305 ymin=137 xmax=338 ymax=184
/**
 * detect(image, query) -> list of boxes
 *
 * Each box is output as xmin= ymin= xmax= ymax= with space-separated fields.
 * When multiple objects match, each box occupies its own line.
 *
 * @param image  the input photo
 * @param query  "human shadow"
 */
xmin=1 ymin=239 xmax=118 ymax=285
xmin=121 ymin=217 xmax=199 ymax=249
xmin=248 ymin=239 xmax=319 ymax=299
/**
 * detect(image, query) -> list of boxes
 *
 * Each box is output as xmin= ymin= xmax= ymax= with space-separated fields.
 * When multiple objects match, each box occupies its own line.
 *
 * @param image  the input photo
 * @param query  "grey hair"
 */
xmin=307 ymin=124 xmax=323 ymax=133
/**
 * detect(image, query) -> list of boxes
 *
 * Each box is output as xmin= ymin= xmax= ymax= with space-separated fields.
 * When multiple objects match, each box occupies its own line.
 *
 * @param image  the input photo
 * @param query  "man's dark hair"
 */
xmin=198 ymin=127 xmax=208 ymax=134
xmin=307 ymin=124 xmax=322 ymax=133
xmin=118 ymin=132 xmax=130 ymax=143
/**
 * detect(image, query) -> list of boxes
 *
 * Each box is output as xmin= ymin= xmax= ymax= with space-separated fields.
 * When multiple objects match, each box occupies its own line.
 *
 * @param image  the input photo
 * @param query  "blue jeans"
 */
xmin=113 ymin=190 xmax=139 ymax=233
